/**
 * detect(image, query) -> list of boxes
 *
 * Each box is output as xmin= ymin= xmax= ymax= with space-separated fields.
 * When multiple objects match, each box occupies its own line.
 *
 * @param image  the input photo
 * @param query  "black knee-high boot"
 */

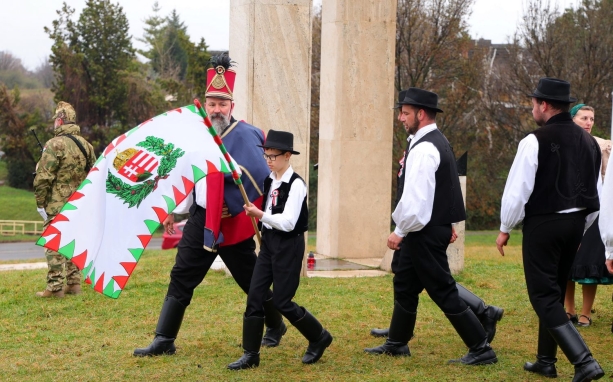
xmin=133 ymin=295 xmax=186 ymax=356
xmin=447 ymin=307 xmax=497 ymax=365
xmin=548 ymin=322 xmax=604 ymax=382
xmin=369 ymin=285 xmax=504 ymax=342
xmin=227 ymin=315 xmax=265 ymax=370
xmin=524 ymin=321 xmax=558 ymax=378
xmin=364 ymin=301 xmax=415 ymax=356
xmin=292 ymin=309 xmax=333 ymax=364
xmin=456 ymin=284 xmax=504 ymax=343
xmin=261 ymin=297 xmax=287 ymax=347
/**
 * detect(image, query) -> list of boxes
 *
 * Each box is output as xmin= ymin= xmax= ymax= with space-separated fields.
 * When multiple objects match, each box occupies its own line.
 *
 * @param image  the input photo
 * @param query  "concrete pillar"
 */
xmin=229 ymin=0 xmax=313 ymax=274
xmin=316 ymin=0 xmax=397 ymax=259
xmin=229 ymin=0 xmax=312 ymax=176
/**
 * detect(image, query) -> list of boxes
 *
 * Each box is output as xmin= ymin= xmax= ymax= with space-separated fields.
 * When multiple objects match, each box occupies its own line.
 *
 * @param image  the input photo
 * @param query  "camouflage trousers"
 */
xmin=43 ymin=215 xmax=81 ymax=292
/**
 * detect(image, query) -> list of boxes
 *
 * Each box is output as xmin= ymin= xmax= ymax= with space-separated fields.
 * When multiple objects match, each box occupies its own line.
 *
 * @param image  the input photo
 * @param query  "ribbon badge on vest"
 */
xmin=271 ymin=189 xmax=279 ymax=207
xmin=398 ymin=150 xmax=407 ymax=177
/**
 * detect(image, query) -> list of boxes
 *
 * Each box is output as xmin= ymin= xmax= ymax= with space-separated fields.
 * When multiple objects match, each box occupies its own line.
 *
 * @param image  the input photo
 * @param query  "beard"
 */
xmin=405 ymin=114 xmax=419 ymax=135
xmin=210 ymin=112 xmax=231 ymax=134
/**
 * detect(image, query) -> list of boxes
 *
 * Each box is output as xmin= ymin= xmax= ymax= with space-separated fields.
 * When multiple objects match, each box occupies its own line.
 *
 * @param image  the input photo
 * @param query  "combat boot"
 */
xmin=63 ymin=284 xmax=82 ymax=295
xmin=134 ymin=295 xmax=186 ymax=356
xmin=35 ymin=289 xmax=65 ymax=298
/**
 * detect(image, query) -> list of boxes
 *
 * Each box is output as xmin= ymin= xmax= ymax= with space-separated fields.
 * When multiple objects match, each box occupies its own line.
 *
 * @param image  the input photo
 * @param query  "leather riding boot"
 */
xmin=447 ymin=307 xmax=498 ymax=365
xmin=456 ymin=283 xmax=504 ymax=343
xmin=133 ymin=296 xmax=186 ymax=356
xmin=370 ymin=328 xmax=389 ymax=338
xmin=261 ymin=297 xmax=287 ymax=347
xmin=548 ymin=322 xmax=604 ymax=382
xmin=365 ymin=301 xmax=415 ymax=356
xmin=524 ymin=321 xmax=558 ymax=378
xmin=227 ymin=316 xmax=265 ymax=370
xmin=35 ymin=289 xmax=65 ymax=298
xmin=292 ymin=309 xmax=333 ymax=364
xmin=63 ymin=284 xmax=82 ymax=295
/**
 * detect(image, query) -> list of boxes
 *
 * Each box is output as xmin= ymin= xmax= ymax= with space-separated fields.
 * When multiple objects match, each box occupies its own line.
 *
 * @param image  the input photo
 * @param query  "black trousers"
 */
xmin=166 ymin=206 xmax=271 ymax=307
xmin=394 ymin=224 xmax=466 ymax=314
xmin=522 ymin=211 xmax=586 ymax=328
xmin=245 ymin=229 xmax=305 ymax=323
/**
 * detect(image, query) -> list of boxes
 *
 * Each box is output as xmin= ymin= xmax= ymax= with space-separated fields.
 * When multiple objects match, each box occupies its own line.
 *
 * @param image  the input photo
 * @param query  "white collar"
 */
xmin=410 ymin=123 xmax=438 ymax=147
xmin=269 ymin=165 xmax=294 ymax=183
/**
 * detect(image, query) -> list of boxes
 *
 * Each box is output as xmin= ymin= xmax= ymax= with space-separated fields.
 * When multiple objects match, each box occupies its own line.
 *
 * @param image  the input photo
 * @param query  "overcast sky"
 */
xmin=2 ymin=0 xmax=577 ymax=71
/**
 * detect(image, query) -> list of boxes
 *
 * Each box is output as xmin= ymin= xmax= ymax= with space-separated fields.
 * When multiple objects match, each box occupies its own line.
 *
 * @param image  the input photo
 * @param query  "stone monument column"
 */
xmin=316 ymin=0 xmax=397 ymax=259
xmin=229 ymin=0 xmax=313 ymax=176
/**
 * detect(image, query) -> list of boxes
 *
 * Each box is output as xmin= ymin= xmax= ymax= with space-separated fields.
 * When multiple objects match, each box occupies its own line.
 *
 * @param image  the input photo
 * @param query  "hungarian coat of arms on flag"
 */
xmin=36 ymin=104 xmax=239 ymax=298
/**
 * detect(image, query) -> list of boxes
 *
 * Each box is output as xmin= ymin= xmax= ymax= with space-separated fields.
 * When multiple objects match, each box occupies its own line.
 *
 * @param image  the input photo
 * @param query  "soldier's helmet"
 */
xmin=53 ymin=101 xmax=76 ymax=123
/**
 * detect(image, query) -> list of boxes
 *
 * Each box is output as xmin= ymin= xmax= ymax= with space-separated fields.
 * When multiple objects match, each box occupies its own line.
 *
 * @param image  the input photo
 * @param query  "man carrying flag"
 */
xmin=134 ymin=53 xmax=286 ymax=356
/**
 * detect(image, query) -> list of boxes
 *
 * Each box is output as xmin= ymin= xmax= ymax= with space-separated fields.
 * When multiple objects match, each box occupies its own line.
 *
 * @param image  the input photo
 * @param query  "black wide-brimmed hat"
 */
xmin=528 ymin=77 xmax=577 ymax=103
xmin=398 ymin=87 xmax=444 ymax=113
xmin=393 ymin=90 xmax=408 ymax=109
xmin=258 ymin=130 xmax=300 ymax=155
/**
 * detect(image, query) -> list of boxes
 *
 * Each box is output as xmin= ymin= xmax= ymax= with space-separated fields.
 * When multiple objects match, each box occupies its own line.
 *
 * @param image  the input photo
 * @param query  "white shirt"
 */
xmin=260 ymin=166 xmax=307 ymax=232
xmin=392 ymin=123 xmax=440 ymax=237
xmin=599 ymin=153 xmax=613 ymax=260
xmin=500 ymin=134 xmax=601 ymax=233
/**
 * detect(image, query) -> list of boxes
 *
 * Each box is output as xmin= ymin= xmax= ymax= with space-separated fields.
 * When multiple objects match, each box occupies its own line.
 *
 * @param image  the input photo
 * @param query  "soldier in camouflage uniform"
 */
xmin=33 ymin=101 xmax=96 ymax=298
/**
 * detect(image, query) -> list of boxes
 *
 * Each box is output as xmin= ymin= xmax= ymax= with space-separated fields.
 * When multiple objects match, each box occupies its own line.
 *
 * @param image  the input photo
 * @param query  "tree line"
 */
xmin=1 ymin=0 xmax=612 ymax=229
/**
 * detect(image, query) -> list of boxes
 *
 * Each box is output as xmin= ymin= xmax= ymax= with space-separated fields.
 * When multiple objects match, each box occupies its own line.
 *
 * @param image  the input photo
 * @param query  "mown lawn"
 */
xmin=0 ymin=186 xmax=40 ymax=221
xmin=0 ymin=234 xmax=612 ymax=381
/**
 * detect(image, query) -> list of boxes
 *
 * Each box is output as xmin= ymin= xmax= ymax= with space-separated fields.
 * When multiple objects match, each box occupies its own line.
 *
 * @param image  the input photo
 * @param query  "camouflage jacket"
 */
xmin=33 ymin=123 xmax=96 ymax=215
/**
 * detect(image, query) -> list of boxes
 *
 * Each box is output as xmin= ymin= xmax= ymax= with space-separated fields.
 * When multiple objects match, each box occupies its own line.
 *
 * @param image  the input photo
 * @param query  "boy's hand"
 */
xmin=244 ymin=204 xmax=264 ymax=219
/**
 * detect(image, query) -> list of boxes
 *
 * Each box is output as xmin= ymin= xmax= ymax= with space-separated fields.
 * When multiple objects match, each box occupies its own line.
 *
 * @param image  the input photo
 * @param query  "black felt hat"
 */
xmin=398 ymin=87 xmax=444 ymax=113
xmin=394 ymin=90 xmax=408 ymax=109
xmin=258 ymin=130 xmax=300 ymax=155
xmin=528 ymin=77 xmax=577 ymax=103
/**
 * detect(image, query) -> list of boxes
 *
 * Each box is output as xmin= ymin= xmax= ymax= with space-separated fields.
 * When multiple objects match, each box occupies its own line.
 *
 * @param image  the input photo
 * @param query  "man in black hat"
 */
xmin=365 ymin=87 xmax=497 ymax=366
xmin=497 ymin=77 xmax=604 ymax=381
xmin=369 ymin=90 xmax=503 ymax=343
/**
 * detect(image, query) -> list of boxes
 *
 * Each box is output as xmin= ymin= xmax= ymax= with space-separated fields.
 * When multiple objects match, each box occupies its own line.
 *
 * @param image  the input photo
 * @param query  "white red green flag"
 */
xmin=36 ymin=105 xmax=238 ymax=298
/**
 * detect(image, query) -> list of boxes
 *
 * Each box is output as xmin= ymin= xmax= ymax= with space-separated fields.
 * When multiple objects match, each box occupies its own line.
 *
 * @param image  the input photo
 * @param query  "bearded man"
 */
xmin=134 ymin=53 xmax=286 ymax=357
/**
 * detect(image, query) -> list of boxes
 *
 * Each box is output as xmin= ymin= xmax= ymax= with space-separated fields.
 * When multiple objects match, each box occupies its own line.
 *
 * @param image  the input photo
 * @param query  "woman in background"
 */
xmin=564 ymin=104 xmax=612 ymax=327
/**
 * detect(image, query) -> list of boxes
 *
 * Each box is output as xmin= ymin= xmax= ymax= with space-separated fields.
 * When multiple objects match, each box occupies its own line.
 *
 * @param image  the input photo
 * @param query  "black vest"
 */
xmin=525 ymin=112 xmax=600 ymax=218
xmin=262 ymin=172 xmax=308 ymax=235
xmin=395 ymin=138 xmax=412 ymax=206
xmin=405 ymin=129 xmax=466 ymax=226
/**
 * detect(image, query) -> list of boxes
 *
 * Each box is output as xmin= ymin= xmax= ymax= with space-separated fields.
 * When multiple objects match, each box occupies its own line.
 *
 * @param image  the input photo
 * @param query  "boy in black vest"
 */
xmin=497 ymin=78 xmax=604 ymax=381
xmin=227 ymin=130 xmax=333 ymax=370
xmin=364 ymin=88 xmax=497 ymax=366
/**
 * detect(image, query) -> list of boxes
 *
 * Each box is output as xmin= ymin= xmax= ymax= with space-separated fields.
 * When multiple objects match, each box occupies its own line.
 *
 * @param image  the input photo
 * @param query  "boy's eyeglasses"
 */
xmin=263 ymin=153 xmax=284 ymax=161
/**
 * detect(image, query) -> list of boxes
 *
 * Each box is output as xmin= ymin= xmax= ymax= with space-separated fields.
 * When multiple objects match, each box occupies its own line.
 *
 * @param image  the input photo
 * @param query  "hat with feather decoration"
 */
xmin=205 ymin=52 xmax=237 ymax=100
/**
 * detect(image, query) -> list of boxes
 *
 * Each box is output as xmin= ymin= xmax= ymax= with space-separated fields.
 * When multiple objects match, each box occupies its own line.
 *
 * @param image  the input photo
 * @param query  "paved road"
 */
xmin=0 ymin=238 xmax=164 ymax=261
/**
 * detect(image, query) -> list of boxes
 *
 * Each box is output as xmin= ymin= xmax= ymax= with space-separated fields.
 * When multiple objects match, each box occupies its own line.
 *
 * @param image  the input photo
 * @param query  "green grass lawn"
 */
xmin=0 ymin=186 xmax=40 ymax=221
xmin=1 ymin=234 xmax=612 ymax=381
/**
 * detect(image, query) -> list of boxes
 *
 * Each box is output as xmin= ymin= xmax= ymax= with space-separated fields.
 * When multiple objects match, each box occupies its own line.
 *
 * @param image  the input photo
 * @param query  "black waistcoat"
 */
xmin=408 ymin=129 xmax=466 ymax=226
xmin=262 ymin=172 xmax=308 ymax=235
xmin=395 ymin=138 xmax=412 ymax=207
xmin=525 ymin=112 xmax=600 ymax=218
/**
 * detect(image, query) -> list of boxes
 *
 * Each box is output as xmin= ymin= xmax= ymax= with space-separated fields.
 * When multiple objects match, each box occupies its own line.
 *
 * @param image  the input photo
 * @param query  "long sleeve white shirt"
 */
xmin=392 ymin=123 xmax=440 ymax=237
xmin=599 ymin=153 xmax=613 ymax=260
xmin=500 ymin=134 xmax=601 ymax=233
xmin=260 ymin=166 xmax=307 ymax=232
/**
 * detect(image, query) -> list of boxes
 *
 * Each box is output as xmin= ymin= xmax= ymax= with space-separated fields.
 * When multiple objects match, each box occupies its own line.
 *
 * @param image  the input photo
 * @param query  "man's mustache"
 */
xmin=210 ymin=113 xmax=226 ymax=119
